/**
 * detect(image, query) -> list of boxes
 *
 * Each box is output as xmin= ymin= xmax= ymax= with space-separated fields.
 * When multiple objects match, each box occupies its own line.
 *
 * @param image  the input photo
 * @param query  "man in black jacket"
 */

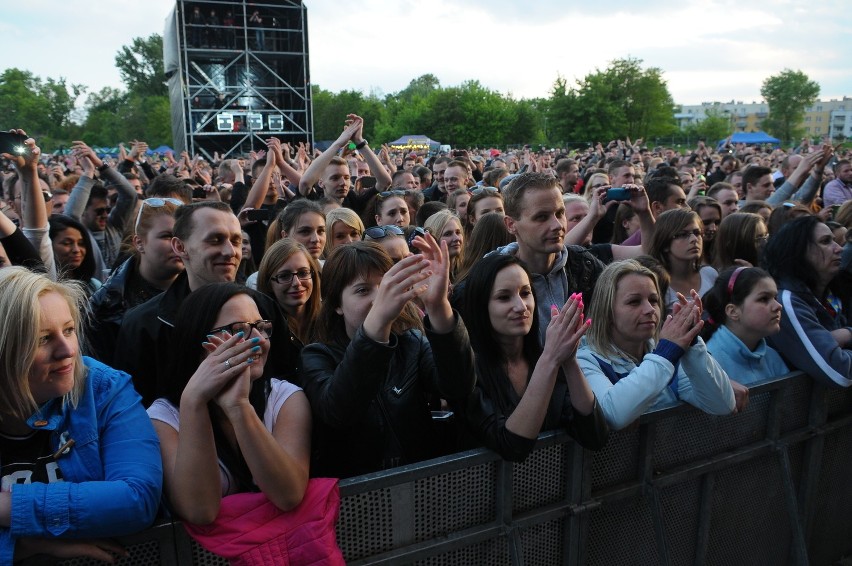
xmin=113 ymin=201 xmax=298 ymax=405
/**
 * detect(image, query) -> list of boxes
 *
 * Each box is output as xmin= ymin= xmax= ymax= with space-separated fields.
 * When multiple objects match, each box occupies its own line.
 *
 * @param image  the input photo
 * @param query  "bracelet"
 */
xmin=355 ymin=140 xmax=368 ymax=150
xmin=97 ymin=162 xmax=110 ymax=173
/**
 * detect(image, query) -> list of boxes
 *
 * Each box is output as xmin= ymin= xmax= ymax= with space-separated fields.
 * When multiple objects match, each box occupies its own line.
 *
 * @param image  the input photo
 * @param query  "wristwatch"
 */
xmin=355 ymin=140 xmax=368 ymax=150
xmin=97 ymin=162 xmax=110 ymax=173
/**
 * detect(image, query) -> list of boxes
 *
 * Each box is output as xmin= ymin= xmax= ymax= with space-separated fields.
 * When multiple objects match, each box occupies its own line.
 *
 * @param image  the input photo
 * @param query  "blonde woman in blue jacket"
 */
xmin=576 ymin=260 xmax=735 ymax=430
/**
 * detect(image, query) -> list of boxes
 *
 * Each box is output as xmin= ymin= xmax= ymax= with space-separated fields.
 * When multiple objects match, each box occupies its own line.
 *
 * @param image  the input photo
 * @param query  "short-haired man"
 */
xmin=298 ymin=114 xmax=391 ymax=215
xmin=423 ymin=157 xmax=450 ymax=202
xmin=392 ymin=169 xmax=419 ymax=191
xmin=442 ymin=160 xmax=470 ymax=196
xmin=555 ymin=158 xmax=579 ymax=194
xmin=113 ymin=201 xmax=244 ymax=403
xmin=823 ymin=159 xmax=852 ymax=208
xmin=741 ymin=150 xmax=824 ymax=206
xmin=742 ymin=166 xmax=775 ymax=202
xmin=620 ymin=174 xmax=689 ymax=246
xmin=453 ymin=172 xmax=604 ymax=344
xmin=707 ymin=154 xmax=738 ymax=186
xmin=707 ymin=182 xmax=739 ymax=218
xmin=608 ymin=160 xmax=636 ymax=188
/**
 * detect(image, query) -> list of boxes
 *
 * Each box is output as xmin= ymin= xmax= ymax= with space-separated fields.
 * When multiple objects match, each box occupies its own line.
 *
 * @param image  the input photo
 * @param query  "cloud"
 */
xmin=0 ymin=0 xmax=848 ymax=109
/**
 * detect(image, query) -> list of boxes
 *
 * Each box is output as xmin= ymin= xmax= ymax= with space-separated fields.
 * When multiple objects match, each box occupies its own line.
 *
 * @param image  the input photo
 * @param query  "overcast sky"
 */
xmin=2 ymin=0 xmax=850 ymax=107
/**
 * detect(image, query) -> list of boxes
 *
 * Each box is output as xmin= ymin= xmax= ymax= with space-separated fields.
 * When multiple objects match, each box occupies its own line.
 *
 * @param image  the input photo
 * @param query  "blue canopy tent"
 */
xmin=387 ymin=135 xmax=441 ymax=151
xmin=152 ymin=145 xmax=174 ymax=155
xmin=718 ymin=131 xmax=780 ymax=149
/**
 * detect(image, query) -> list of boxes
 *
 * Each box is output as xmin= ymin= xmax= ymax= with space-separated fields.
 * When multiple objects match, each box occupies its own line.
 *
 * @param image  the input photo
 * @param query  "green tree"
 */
xmin=311 ymin=85 xmax=384 ymax=141
xmin=0 ymin=68 xmax=83 ymax=146
xmin=760 ymin=69 xmax=820 ymax=144
xmin=547 ymin=57 xmax=676 ymax=145
xmin=684 ymin=108 xmax=732 ymax=144
xmin=115 ymin=34 xmax=167 ymax=98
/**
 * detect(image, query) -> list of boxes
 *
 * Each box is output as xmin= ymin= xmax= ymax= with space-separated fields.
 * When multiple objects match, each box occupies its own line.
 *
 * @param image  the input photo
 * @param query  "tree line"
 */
xmin=0 ymin=33 xmax=822 ymax=152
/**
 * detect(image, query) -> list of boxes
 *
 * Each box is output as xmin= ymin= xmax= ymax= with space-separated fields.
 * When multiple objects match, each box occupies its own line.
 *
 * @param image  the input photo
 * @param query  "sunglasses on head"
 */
xmin=363 ymin=224 xmax=405 ymax=240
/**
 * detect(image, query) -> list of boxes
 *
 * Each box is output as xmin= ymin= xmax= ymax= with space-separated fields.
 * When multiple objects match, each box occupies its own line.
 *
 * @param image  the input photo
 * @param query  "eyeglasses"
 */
xmin=671 ymin=229 xmax=703 ymax=240
xmin=134 ymin=197 xmax=183 ymax=233
xmin=754 ymin=234 xmax=769 ymax=244
xmin=93 ymin=206 xmax=112 ymax=216
xmin=378 ymin=190 xmax=406 ymax=199
xmin=468 ymin=187 xmax=500 ymax=196
xmin=209 ymin=320 xmax=273 ymax=338
xmin=363 ymin=225 xmax=405 ymax=240
xmin=269 ymin=268 xmax=313 ymax=285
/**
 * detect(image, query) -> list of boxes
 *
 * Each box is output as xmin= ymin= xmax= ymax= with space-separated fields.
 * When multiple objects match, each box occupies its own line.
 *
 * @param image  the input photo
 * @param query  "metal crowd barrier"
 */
xmin=53 ymin=371 xmax=852 ymax=565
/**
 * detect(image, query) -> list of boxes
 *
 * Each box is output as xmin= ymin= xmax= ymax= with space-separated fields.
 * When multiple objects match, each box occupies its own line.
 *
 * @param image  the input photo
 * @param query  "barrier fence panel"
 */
xmin=50 ymin=372 xmax=852 ymax=566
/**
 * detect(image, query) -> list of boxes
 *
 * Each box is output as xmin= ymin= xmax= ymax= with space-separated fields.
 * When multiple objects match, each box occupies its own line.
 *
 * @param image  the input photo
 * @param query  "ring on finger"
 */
xmin=224 ymin=358 xmax=232 ymax=370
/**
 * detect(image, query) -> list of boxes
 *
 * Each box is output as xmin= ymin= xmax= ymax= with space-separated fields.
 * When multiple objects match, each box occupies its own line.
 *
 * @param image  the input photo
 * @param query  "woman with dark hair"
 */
xmin=299 ymin=237 xmax=475 ymax=478
xmin=48 ymin=214 xmax=99 ymax=293
xmin=148 ymin=283 xmax=311 ymax=523
xmin=611 ymin=203 xmax=639 ymax=245
xmin=767 ymin=202 xmax=812 ymax=236
xmin=455 ymin=212 xmax=514 ymax=282
xmin=702 ymin=266 xmax=789 ymax=385
xmin=465 ymin=187 xmax=504 ymax=233
xmin=647 ymin=208 xmax=717 ymax=312
xmin=456 ymin=254 xmax=608 ymax=461
xmin=712 ymin=212 xmax=768 ymax=272
xmin=266 ymin=200 xmax=326 ymax=262
xmin=689 ymin=196 xmax=722 ymax=265
xmin=762 ymin=215 xmax=851 ymax=386
xmin=257 ymin=238 xmax=321 ymax=346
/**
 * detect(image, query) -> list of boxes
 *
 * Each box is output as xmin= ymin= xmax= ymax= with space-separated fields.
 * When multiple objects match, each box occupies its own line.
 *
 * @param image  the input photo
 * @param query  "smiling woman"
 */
xmin=0 ymin=267 xmax=162 ymax=563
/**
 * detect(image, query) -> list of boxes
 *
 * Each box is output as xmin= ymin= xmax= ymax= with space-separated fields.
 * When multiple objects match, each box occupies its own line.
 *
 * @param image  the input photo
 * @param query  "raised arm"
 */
xmin=298 ymin=117 xmax=362 ymax=196
xmin=72 ymin=141 xmax=137 ymax=230
xmin=348 ymin=114 xmax=392 ymax=191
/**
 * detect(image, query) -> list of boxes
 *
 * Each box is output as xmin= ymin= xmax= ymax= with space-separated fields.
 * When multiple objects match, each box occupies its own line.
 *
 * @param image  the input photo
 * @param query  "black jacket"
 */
xmin=455 ymin=365 xmax=609 ymax=462
xmin=299 ymin=314 xmax=475 ymax=478
xmin=87 ymin=257 xmax=165 ymax=365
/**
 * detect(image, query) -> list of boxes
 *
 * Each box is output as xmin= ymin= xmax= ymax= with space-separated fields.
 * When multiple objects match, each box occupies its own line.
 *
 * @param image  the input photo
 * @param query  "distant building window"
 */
xmin=806 ymin=127 xmax=811 ymax=133
xmin=817 ymin=116 xmax=823 ymax=122
xmin=805 ymin=117 xmax=811 ymax=122
xmin=815 ymin=127 xmax=822 ymax=133
xmin=817 ymin=106 xmax=823 ymax=112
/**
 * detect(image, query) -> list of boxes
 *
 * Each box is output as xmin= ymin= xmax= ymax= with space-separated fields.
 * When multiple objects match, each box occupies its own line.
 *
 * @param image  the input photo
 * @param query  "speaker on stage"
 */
xmin=164 ymin=0 xmax=313 ymax=159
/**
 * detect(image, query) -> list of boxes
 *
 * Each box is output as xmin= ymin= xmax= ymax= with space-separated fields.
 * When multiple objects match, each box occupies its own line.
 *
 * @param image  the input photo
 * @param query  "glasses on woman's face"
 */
xmin=363 ymin=225 xmax=405 ymax=240
xmin=134 ymin=197 xmax=183 ymax=232
xmin=468 ymin=187 xmax=500 ymax=196
xmin=209 ymin=320 xmax=273 ymax=338
xmin=671 ymin=229 xmax=703 ymax=241
xmin=269 ymin=268 xmax=313 ymax=285
xmin=754 ymin=233 xmax=769 ymax=245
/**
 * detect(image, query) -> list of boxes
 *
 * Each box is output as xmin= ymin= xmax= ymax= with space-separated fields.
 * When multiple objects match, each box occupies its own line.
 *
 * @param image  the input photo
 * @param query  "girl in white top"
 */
xmin=148 ymin=283 xmax=310 ymax=524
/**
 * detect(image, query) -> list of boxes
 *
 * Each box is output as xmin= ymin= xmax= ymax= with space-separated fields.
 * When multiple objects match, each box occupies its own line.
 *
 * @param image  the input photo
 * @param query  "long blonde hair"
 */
xmin=0 ymin=267 xmax=87 ymax=420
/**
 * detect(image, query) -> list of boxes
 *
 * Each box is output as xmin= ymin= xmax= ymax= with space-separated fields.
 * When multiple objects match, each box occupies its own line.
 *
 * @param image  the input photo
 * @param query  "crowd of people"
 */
xmin=0 ymin=114 xmax=850 ymax=562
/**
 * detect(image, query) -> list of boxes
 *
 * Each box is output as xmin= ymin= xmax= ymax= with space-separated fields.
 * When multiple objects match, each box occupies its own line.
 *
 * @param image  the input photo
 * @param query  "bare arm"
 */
xmin=298 ymin=117 xmax=362 ymax=196
xmin=348 ymin=114 xmax=393 ymax=191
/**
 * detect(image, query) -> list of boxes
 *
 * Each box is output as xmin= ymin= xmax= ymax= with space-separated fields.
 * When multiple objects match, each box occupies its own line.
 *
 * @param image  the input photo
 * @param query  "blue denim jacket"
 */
xmin=0 ymin=357 xmax=162 ymax=563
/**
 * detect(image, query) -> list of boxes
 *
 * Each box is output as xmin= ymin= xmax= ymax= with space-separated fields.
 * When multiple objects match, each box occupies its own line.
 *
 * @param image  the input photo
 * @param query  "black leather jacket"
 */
xmin=88 ymin=257 xmax=164 ymax=365
xmin=299 ymin=314 xmax=475 ymax=478
xmin=454 ymin=367 xmax=610 ymax=462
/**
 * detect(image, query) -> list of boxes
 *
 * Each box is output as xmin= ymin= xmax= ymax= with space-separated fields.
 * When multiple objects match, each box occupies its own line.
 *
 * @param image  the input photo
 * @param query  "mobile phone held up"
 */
xmin=603 ymin=187 xmax=631 ymax=203
xmin=245 ymin=208 xmax=274 ymax=222
xmin=0 ymin=132 xmax=28 ymax=157
xmin=359 ymin=176 xmax=377 ymax=190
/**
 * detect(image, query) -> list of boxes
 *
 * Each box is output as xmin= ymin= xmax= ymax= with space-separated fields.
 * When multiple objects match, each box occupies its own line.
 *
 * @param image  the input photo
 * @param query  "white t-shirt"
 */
xmin=665 ymin=265 xmax=718 ymax=313
xmin=147 ymin=378 xmax=301 ymax=496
